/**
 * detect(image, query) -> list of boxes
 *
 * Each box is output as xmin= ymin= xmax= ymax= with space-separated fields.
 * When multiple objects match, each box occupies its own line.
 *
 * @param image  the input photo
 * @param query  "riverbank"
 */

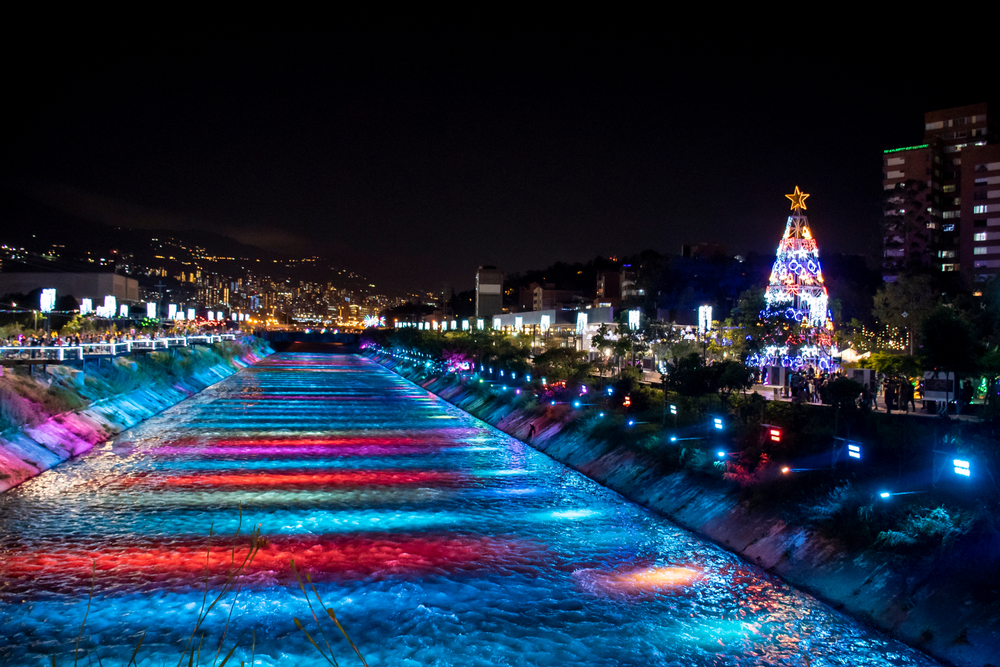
xmin=0 ymin=338 xmax=271 ymax=493
xmin=368 ymin=350 xmax=999 ymax=667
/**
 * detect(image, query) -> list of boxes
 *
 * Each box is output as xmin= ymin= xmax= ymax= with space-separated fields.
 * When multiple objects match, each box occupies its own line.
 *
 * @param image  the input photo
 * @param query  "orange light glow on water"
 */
xmin=613 ymin=566 xmax=701 ymax=588
xmin=576 ymin=565 xmax=703 ymax=597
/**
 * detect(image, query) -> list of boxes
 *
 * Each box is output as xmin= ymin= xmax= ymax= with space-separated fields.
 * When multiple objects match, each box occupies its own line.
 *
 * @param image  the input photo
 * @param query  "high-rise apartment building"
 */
xmin=475 ymin=265 xmax=503 ymax=319
xmin=882 ymin=103 xmax=1000 ymax=283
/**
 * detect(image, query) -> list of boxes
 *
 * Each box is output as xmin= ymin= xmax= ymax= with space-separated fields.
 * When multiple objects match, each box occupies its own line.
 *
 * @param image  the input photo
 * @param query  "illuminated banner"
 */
xmin=40 ymin=289 xmax=56 ymax=313
xmin=628 ymin=309 xmax=640 ymax=330
xmin=80 ymin=298 xmax=93 ymax=315
xmin=576 ymin=312 xmax=588 ymax=333
xmin=147 ymin=302 xmax=157 ymax=318
xmin=698 ymin=305 xmax=712 ymax=334
xmin=168 ymin=304 xmax=177 ymax=319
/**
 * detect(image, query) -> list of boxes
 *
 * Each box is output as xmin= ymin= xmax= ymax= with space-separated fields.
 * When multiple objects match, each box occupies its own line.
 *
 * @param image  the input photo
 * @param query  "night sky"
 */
xmin=6 ymin=31 xmax=995 ymax=293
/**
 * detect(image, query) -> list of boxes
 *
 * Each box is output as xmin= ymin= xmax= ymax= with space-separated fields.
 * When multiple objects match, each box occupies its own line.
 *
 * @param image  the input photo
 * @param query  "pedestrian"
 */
xmin=902 ymin=380 xmax=916 ymax=413
xmin=527 ymin=423 xmax=537 ymax=441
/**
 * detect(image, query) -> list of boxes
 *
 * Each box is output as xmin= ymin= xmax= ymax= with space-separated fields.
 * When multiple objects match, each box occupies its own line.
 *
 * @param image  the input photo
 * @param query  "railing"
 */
xmin=0 ymin=347 xmax=83 ymax=361
xmin=130 ymin=339 xmax=169 ymax=351
xmin=0 ymin=332 xmax=245 ymax=363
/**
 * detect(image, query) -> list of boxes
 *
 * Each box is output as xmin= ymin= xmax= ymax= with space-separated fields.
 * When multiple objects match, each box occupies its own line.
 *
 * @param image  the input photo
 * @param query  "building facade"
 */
xmin=882 ymin=103 xmax=999 ymax=283
xmin=475 ymin=265 xmax=503 ymax=319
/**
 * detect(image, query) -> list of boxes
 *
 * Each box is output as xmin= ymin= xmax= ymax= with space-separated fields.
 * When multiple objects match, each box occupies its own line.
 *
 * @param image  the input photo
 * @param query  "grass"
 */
xmin=0 ymin=340 xmax=269 ymax=434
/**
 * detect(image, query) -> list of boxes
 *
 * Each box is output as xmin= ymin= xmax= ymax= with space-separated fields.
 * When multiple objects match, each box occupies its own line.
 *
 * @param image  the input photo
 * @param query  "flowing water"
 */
xmin=0 ymin=353 xmax=938 ymax=666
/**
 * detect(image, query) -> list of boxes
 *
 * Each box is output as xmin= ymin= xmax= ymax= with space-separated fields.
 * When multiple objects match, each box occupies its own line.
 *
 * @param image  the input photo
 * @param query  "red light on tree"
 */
xmin=623 ymin=396 xmax=631 ymax=408
xmin=769 ymin=428 xmax=782 ymax=442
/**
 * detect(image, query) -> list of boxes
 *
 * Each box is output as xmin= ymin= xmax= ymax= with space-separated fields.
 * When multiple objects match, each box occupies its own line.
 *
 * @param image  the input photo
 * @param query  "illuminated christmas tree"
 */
xmin=750 ymin=187 xmax=835 ymax=372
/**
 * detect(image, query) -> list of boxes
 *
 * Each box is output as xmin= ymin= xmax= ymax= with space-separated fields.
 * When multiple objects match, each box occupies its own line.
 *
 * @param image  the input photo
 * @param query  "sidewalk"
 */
xmin=750 ymin=385 xmax=981 ymax=421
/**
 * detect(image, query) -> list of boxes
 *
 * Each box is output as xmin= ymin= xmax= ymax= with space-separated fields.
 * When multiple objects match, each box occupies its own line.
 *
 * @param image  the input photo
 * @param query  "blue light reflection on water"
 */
xmin=0 ymin=354 xmax=938 ymax=666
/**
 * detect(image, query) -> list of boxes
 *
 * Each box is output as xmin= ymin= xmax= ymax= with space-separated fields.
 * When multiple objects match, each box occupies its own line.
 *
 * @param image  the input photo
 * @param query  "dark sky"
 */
xmin=6 ymin=31 xmax=995 ymax=294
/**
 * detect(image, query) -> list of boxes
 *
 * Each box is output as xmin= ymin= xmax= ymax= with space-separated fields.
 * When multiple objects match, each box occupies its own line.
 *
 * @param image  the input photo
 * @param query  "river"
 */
xmin=0 ymin=353 xmax=939 ymax=666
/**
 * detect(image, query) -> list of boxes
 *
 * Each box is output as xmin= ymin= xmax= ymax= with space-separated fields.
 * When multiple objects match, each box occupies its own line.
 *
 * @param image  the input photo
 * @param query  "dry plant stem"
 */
xmin=291 ymin=559 xmax=338 ymax=666
xmin=307 ymin=574 xmax=369 ymax=667
xmin=212 ymin=512 xmax=247 ymax=667
xmin=126 ymin=631 xmax=146 ymax=667
xmin=175 ymin=506 xmax=261 ymax=667
xmin=73 ymin=562 xmax=96 ymax=667
xmin=292 ymin=619 xmax=333 ymax=666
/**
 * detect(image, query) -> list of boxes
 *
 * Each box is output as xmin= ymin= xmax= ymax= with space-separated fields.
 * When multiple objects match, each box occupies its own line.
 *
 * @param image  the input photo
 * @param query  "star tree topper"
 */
xmin=785 ymin=186 xmax=809 ymax=211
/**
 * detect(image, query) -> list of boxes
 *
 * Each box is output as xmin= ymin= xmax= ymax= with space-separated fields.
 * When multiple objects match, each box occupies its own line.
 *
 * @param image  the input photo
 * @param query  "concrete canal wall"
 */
xmin=370 ymin=352 xmax=999 ymax=667
xmin=0 ymin=341 xmax=271 ymax=494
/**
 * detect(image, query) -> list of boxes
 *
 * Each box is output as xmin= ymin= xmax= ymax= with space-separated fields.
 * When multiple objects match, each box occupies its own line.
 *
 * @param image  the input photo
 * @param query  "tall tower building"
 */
xmin=475 ymin=266 xmax=503 ymax=319
xmin=882 ymin=103 xmax=999 ymax=283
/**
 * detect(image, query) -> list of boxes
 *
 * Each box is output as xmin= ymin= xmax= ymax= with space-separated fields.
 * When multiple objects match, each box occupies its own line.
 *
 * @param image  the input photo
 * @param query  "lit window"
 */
xmin=974 ymin=205 xmax=988 ymax=214
xmin=938 ymin=250 xmax=956 ymax=258
xmin=943 ymin=184 xmax=956 ymax=193
xmin=974 ymin=247 xmax=988 ymax=254
xmin=975 ymin=232 xmax=987 ymax=241
xmin=942 ymin=264 xmax=956 ymax=271
xmin=943 ymin=223 xmax=956 ymax=232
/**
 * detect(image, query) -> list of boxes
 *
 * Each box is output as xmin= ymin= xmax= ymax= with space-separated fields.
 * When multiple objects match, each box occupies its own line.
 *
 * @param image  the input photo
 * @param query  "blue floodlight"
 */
xmin=551 ymin=401 xmax=556 ymax=406
xmin=628 ymin=420 xmax=635 ymax=426
xmin=670 ymin=436 xmax=678 ymax=442
xmin=717 ymin=451 xmax=726 ymax=458
xmin=607 ymin=387 xmax=614 ymax=395
xmin=879 ymin=492 xmax=891 ymax=499
xmin=573 ymin=401 xmax=581 ymax=408
xmin=953 ymin=459 xmax=970 ymax=477
xmin=598 ymin=412 xmax=605 ymax=418
xmin=848 ymin=444 xmax=861 ymax=459
xmin=713 ymin=418 xmax=723 ymax=430
xmin=670 ymin=404 xmax=677 ymax=415
xmin=526 ymin=375 xmax=531 ymax=382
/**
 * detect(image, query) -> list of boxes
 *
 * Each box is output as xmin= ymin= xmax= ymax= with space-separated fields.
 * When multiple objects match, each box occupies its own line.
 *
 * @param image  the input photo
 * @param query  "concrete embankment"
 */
xmin=369 ymin=352 xmax=1000 ymax=667
xmin=0 ymin=342 xmax=271 ymax=494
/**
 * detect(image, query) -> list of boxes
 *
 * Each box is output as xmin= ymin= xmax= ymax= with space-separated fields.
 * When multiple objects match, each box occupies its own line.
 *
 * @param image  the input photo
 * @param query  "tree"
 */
xmin=665 ymin=352 xmax=714 ymax=396
xmin=872 ymin=274 xmax=937 ymax=352
xmin=922 ymin=308 xmax=982 ymax=400
xmin=532 ymin=348 xmax=593 ymax=383
xmin=713 ymin=360 xmax=755 ymax=406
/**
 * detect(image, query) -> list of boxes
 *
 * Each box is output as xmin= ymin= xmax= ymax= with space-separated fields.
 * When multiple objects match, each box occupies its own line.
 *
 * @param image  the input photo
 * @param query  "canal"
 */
xmin=0 ymin=353 xmax=938 ymax=666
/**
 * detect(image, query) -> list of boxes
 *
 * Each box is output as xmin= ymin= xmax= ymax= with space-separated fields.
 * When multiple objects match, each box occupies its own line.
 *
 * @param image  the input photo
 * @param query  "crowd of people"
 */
xmin=2 ymin=331 xmax=173 ymax=348
xmin=2 ymin=327 xmax=239 ymax=351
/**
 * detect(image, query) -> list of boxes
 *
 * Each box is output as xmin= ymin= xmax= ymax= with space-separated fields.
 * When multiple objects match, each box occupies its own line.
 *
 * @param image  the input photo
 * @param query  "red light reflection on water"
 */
xmin=0 ymin=534 xmax=538 ymax=592
xmin=116 ymin=470 xmax=466 ymax=489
